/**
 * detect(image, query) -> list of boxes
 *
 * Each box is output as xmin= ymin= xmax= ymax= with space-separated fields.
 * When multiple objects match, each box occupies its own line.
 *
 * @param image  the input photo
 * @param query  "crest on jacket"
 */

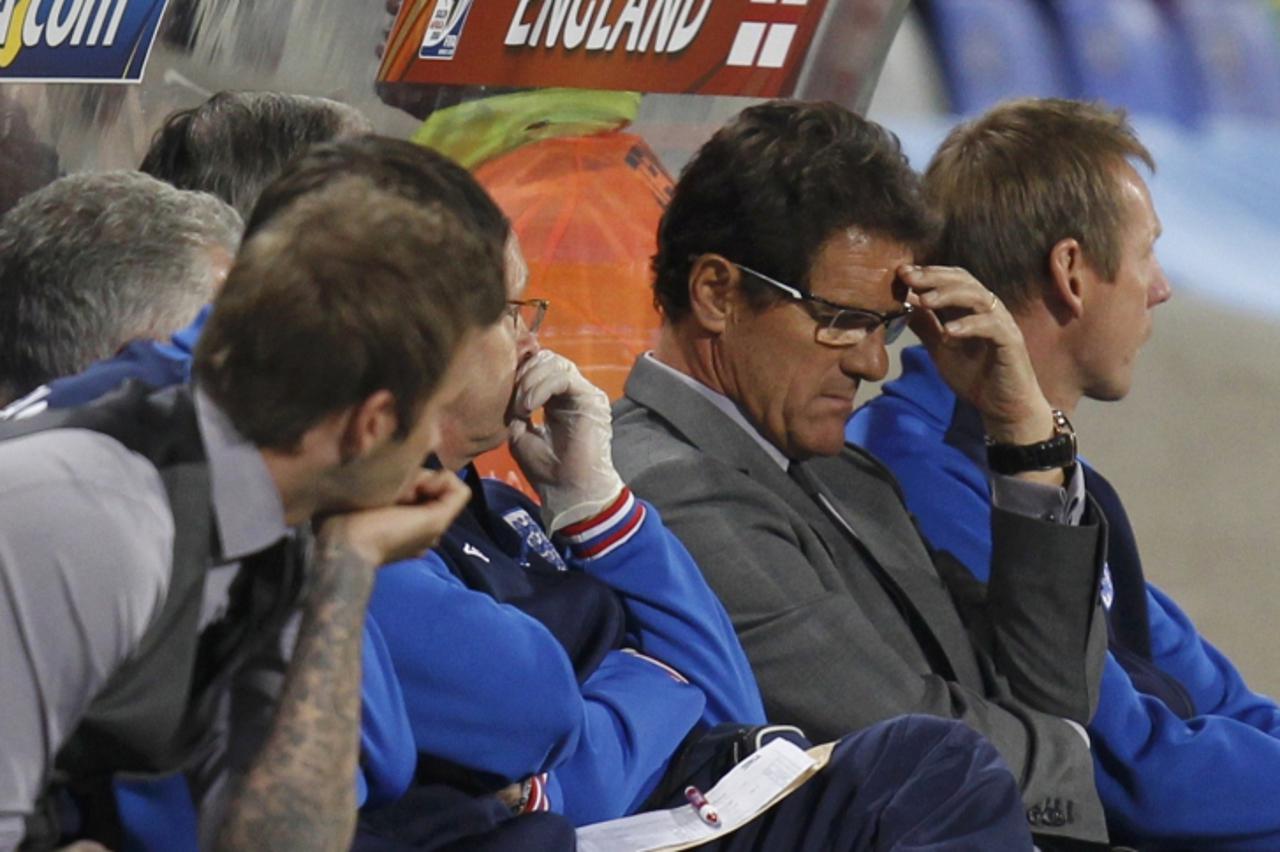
xmin=502 ymin=507 xmax=568 ymax=571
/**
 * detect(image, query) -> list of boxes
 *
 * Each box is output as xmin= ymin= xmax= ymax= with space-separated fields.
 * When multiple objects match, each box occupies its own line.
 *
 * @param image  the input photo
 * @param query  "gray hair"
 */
xmin=0 ymin=170 xmax=242 ymax=403
xmin=140 ymin=91 xmax=373 ymax=219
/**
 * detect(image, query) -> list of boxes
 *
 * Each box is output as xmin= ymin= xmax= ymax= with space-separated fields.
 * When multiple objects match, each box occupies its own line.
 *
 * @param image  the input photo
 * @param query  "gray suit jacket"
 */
xmin=613 ymin=356 xmax=1110 ymax=843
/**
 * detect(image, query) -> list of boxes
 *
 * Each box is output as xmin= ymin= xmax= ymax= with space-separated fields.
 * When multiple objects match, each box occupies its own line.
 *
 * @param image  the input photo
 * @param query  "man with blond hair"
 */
xmin=850 ymin=98 xmax=1280 ymax=850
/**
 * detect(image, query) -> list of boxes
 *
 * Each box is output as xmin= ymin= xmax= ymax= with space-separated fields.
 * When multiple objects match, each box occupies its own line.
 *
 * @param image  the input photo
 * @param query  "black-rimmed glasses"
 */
xmin=734 ymin=263 xmax=912 ymax=347
xmin=505 ymin=298 xmax=549 ymax=335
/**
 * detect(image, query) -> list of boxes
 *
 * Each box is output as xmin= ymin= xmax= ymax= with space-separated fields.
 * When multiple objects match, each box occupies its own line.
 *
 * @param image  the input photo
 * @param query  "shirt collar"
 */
xmin=195 ymin=386 xmax=288 ymax=561
xmin=642 ymin=353 xmax=790 ymax=471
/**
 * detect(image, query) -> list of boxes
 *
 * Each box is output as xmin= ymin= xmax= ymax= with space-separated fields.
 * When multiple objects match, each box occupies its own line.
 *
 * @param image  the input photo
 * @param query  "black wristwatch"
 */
xmin=986 ymin=409 xmax=1077 ymax=475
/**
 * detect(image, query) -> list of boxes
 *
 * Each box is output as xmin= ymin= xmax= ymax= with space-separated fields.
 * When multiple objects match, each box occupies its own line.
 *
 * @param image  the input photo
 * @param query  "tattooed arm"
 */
xmin=213 ymin=539 xmax=373 ymax=851
xmin=213 ymin=469 xmax=470 ymax=852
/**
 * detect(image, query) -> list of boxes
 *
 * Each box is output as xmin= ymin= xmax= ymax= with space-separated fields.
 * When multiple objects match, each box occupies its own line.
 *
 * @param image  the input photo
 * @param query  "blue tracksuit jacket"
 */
xmin=848 ymin=345 xmax=1280 ymax=850
xmin=365 ymin=473 xmax=766 ymax=826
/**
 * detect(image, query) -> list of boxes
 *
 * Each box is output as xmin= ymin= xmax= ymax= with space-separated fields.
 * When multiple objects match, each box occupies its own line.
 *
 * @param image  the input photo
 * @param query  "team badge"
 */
xmin=417 ymin=0 xmax=473 ymax=61
xmin=502 ymin=508 xmax=568 ymax=571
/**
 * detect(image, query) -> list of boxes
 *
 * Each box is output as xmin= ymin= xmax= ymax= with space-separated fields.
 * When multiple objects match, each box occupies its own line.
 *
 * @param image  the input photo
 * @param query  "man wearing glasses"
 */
xmin=357 ymin=227 xmax=1040 ymax=850
xmin=613 ymin=100 xmax=1115 ymax=848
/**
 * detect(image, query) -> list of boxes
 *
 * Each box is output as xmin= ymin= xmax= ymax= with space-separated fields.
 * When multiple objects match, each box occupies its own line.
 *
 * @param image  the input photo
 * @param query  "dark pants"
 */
xmin=698 ymin=715 xmax=1033 ymax=852
xmin=353 ymin=784 xmax=575 ymax=852
xmin=354 ymin=715 xmax=1031 ymax=852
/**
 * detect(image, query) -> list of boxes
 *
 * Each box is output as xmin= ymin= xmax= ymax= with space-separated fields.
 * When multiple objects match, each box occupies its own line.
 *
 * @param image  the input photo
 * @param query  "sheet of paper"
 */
xmin=575 ymin=739 xmax=835 ymax=852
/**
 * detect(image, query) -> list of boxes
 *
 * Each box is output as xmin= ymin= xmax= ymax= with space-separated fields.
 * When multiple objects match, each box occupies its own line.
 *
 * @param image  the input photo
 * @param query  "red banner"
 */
xmin=378 ymin=0 xmax=831 ymax=97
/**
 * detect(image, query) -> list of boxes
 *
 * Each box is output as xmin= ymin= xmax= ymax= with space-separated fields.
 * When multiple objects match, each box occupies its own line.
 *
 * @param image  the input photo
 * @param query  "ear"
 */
xmin=686 ymin=254 xmax=738 ymax=335
xmin=1046 ymin=237 xmax=1089 ymax=321
xmin=339 ymin=389 xmax=400 ymax=463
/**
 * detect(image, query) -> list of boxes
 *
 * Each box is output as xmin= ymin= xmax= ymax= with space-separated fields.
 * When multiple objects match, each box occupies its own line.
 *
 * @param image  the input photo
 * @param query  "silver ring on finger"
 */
xmin=988 ymin=292 xmax=998 ymax=312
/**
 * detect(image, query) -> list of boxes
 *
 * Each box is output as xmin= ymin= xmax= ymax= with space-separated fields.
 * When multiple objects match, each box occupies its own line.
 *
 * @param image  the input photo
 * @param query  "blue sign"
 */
xmin=0 ymin=0 xmax=169 ymax=82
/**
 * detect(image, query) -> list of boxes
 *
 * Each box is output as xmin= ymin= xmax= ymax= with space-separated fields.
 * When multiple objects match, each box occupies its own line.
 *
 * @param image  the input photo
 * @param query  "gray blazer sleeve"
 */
xmin=626 ymin=454 xmax=1109 ymax=843
xmin=985 ymin=501 xmax=1108 ymax=723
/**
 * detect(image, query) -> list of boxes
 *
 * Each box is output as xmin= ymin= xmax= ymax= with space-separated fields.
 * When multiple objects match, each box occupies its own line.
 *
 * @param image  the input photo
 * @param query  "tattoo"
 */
xmin=213 ymin=540 xmax=374 ymax=852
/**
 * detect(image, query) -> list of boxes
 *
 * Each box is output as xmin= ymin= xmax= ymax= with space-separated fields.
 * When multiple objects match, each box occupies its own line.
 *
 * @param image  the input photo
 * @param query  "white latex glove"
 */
xmin=508 ymin=350 xmax=625 ymax=533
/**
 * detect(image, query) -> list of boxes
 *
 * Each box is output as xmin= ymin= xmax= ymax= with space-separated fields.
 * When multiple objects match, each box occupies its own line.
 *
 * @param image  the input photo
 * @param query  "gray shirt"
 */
xmin=0 ymin=389 xmax=289 ymax=850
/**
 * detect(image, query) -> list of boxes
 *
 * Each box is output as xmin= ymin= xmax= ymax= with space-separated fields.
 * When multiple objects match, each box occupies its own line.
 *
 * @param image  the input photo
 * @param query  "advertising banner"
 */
xmin=0 ymin=0 xmax=169 ymax=82
xmin=378 ymin=0 xmax=832 ymax=97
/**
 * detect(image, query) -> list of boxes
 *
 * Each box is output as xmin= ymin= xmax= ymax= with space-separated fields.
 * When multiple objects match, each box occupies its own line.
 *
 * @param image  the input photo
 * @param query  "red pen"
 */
xmin=684 ymin=785 xmax=720 ymax=828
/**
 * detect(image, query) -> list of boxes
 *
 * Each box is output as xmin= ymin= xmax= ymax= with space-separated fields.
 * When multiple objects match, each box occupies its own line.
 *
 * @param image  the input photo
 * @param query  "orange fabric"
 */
xmin=471 ymin=129 xmax=671 ymax=490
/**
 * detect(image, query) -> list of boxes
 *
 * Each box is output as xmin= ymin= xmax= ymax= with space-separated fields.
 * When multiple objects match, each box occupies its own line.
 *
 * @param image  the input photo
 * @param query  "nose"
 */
xmin=839 ymin=332 xmax=890 ymax=383
xmin=1147 ymin=263 xmax=1172 ymax=308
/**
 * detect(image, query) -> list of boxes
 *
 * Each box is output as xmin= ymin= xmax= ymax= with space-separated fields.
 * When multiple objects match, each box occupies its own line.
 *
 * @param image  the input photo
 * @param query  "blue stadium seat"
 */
xmin=1045 ymin=0 xmax=1202 ymax=124
xmin=1170 ymin=0 xmax=1280 ymax=120
xmin=918 ymin=0 xmax=1072 ymax=115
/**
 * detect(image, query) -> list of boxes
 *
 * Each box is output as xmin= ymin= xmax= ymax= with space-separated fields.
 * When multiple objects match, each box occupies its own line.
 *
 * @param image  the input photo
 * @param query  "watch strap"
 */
xmin=986 ymin=409 xmax=1077 ymax=475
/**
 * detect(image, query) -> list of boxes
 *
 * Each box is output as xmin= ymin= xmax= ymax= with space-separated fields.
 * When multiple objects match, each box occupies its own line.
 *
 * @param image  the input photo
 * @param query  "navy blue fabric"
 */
xmin=355 ymin=785 xmax=576 ymax=852
xmin=1080 ymin=467 xmax=1195 ymax=717
xmin=850 ymin=345 xmax=1280 ymax=849
xmin=436 ymin=471 xmax=627 ymax=682
xmin=695 ymin=716 xmax=1032 ymax=851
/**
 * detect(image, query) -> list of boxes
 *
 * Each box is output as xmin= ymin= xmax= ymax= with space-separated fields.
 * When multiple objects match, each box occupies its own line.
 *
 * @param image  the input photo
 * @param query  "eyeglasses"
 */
xmin=504 ymin=298 xmax=549 ymax=335
xmin=734 ymin=263 xmax=912 ymax=347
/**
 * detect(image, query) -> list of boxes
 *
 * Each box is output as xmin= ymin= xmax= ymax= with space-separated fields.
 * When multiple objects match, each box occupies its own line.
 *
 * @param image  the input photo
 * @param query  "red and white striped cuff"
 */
xmin=519 ymin=773 xmax=551 ymax=813
xmin=558 ymin=488 xmax=647 ymax=562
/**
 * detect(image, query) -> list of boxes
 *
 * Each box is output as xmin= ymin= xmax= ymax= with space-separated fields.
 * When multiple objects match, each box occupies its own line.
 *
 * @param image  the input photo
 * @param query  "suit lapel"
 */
xmin=799 ymin=452 xmax=984 ymax=686
xmin=623 ymin=357 xmax=809 ymax=502
xmin=625 ymin=358 xmax=984 ymax=687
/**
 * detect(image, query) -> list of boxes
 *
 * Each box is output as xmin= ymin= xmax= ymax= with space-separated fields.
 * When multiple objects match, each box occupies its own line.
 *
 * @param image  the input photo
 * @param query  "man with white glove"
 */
xmin=354 ymin=234 xmax=1038 ymax=850
xmin=508 ymin=349 xmax=624 ymax=532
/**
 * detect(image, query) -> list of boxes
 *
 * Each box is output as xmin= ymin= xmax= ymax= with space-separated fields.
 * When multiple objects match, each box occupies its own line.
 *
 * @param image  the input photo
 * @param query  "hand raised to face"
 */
xmin=507 ymin=350 xmax=624 ymax=532
xmin=902 ymin=265 xmax=1054 ymax=449
xmin=316 ymin=468 xmax=471 ymax=571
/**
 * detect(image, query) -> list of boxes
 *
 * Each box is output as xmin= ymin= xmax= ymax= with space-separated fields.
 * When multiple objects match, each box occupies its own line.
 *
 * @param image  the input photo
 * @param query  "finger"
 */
xmin=940 ymin=310 xmax=1019 ymax=346
xmin=514 ymin=357 xmax=575 ymax=417
xmin=905 ymin=277 xmax=997 ymax=316
xmin=507 ymin=416 xmax=529 ymax=444
xmin=397 ymin=468 xmax=462 ymax=505
xmin=897 ymin=264 xmax=977 ymax=292
xmin=908 ymin=304 xmax=946 ymax=350
xmin=396 ymin=475 xmax=471 ymax=543
xmin=386 ymin=0 xmax=402 ymax=13
xmin=507 ymin=417 xmax=549 ymax=455
xmin=515 ymin=348 xmax=558 ymax=384
xmin=511 ymin=351 xmax=560 ymax=416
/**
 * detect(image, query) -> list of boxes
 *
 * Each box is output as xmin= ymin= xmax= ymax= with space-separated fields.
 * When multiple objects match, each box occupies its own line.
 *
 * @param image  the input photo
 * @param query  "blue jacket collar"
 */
xmin=885 ymin=346 xmax=988 ymax=447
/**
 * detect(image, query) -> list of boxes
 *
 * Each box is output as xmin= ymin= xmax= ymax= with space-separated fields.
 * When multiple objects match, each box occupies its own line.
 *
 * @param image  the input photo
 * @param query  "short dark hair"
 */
xmin=140 ymin=91 xmax=371 ymax=218
xmin=193 ymin=176 xmax=505 ymax=450
xmin=924 ymin=98 xmax=1155 ymax=311
xmin=653 ymin=100 xmax=935 ymax=321
xmin=244 ymin=135 xmax=509 ymax=248
xmin=0 ymin=171 xmax=240 ymax=405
